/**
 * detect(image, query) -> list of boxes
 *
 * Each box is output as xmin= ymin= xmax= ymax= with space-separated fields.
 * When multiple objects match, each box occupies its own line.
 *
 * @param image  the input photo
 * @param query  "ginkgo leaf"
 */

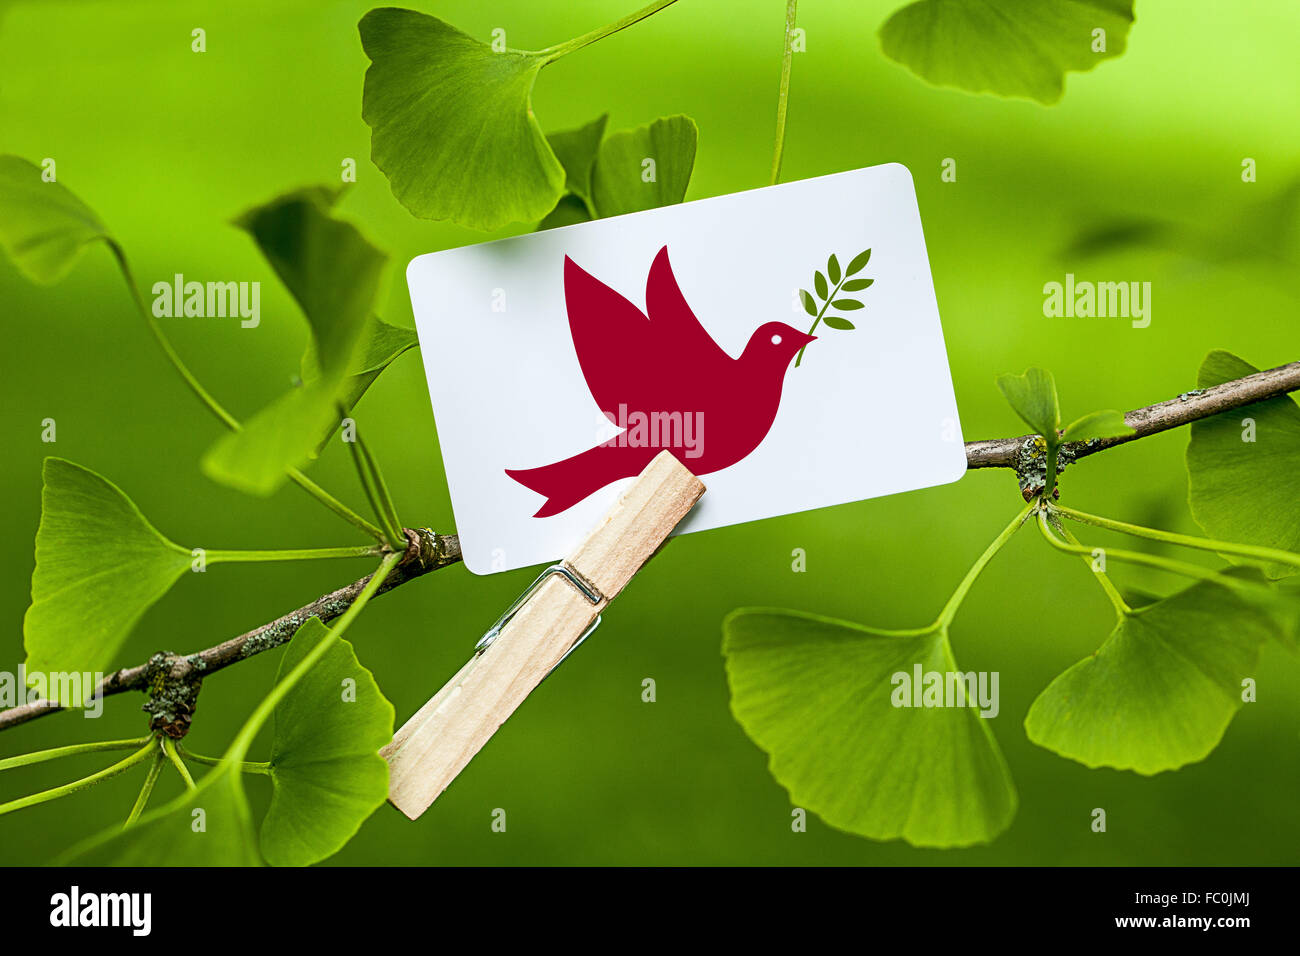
xmin=879 ymin=0 xmax=1135 ymax=105
xmin=590 ymin=115 xmax=697 ymax=218
xmin=202 ymin=188 xmax=387 ymax=495
xmin=723 ymin=609 xmax=1016 ymax=848
xmin=261 ymin=618 xmax=394 ymax=867
xmin=303 ymin=317 xmax=419 ymax=453
xmin=996 ymin=366 xmax=1061 ymax=439
xmin=1062 ymin=408 xmax=1134 ymax=442
xmin=24 ymin=458 xmax=191 ymax=700
xmin=547 ymin=114 xmax=608 ymax=209
xmin=359 ymin=8 xmax=564 ymax=230
xmin=1187 ymin=351 xmax=1300 ymax=579
xmin=1025 ymin=579 xmax=1272 ymax=774
xmin=0 ymin=155 xmax=111 ymax=283
xmin=60 ymin=764 xmax=261 ymax=866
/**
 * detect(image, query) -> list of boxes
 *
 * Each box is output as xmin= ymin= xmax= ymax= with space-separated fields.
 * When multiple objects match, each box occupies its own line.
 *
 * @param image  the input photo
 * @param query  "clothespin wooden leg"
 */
xmin=383 ymin=450 xmax=705 ymax=820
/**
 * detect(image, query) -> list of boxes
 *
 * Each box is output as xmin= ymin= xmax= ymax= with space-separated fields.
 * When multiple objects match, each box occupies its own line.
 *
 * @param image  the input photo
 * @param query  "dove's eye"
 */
xmin=770 ymin=334 xmax=783 ymax=345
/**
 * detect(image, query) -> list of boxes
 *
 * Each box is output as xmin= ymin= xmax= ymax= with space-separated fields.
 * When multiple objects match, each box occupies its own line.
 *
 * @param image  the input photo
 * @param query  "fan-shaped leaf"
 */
xmin=1187 ymin=351 xmax=1300 ymax=579
xmin=24 ymin=459 xmax=191 ymax=699
xmin=723 ymin=609 xmax=1016 ymax=848
xmin=359 ymin=8 xmax=564 ymax=230
xmin=879 ymin=0 xmax=1135 ymax=105
xmin=1062 ymin=408 xmax=1134 ymax=442
xmin=547 ymin=114 xmax=608 ymax=209
xmin=202 ymin=188 xmax=387 ymax=495
xmin=0 ymin=155 xmax=111 ymax=283
xmin=1025 ymin=579 xmax=1272 ymax=774
xmin=61 ymin=764 xmax=260 ymax=866
xmin=996 ymin=366 xmax=1060 ymax=439
xmin=590 ymin=115 xmax=697 ymax=218
xmin=261 ymin=618 xmax=394 ymax=867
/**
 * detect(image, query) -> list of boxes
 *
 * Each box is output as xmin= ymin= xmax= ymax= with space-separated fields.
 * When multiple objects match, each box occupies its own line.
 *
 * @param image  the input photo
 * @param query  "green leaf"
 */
xmin=546 ymin=114 xmax=608 ymax=208
xmin=827 ymin=254 xmax=841 ymax=285
xmin=303 ymin=317 xmax=419 ymax=453
xmin=879 ymin=0 xmax=1135 ymax=105
xmin=61 ymin=764 xmax=261 ymax=866
xmin=846 ymin=248 xmax=872 ymax=275
xmin=723 ymin=609 xmax=1016 ymax=848
xmin=0 ymin=155 xmax=111 ymax=283
xmin=538 ymin=194 xmax=594 ymax=231
xmin=359 ymin=8 xmax=564 ymax=230
xmin=822 ymin=316 xmax=856 ymax=331
xmin=1062 ymin=408 xmax=1135 ymax=442
xmin=831 ymin=298 xmax=864 ymax=310
xmin=24 ymin=459 xmax=191 ymax=699
xmin=841 ymin=277 xmax=874 ymax=291
xmin=1187 ymin=351 xmax=1300 ymax=579
xmin=996 ymin=366 xmax=1061 ymax=440
xmin=814 ymin=271 xmax=828 ymax=299
xmin=261 ymin=618 xmax=394 ymax=867
xmin=799 ymin=289 xmax=817 ymax=316
xmin=590 ymin=115 xmax=697 ymax=218
xmin=1025 ymin=579 xmax=1272 ymax=774
xmin=202 ymin=188 xmax=387 ymax=495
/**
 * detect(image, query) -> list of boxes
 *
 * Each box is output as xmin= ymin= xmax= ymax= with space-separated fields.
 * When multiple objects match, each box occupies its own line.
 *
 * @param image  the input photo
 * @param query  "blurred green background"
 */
xmin=1 ymin=0 xmax=1296 ymax=865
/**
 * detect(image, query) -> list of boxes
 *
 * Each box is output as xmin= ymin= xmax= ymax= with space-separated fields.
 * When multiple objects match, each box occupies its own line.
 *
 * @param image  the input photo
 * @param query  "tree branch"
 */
xmin=4 ymin=360 xmax=1296 ymax=736
xmin=964 ymin=359 xmax=1300 ymax=469
xmin=0 ymin=528 xmax=460 ymax=733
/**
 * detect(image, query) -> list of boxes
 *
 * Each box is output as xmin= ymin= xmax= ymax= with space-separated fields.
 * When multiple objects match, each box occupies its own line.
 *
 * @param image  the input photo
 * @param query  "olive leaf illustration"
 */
xmin=796 ymin=247 xmax=873 ymax=367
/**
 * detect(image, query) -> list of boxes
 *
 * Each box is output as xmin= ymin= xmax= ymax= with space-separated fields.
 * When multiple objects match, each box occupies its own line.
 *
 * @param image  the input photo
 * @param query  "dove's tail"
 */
xmin=506 ymin=443 xmax=661 ymax=518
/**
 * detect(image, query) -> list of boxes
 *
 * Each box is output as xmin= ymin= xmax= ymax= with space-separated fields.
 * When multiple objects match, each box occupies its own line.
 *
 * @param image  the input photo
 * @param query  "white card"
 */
xmin=407 ymin=163 xmax=966 ymax=574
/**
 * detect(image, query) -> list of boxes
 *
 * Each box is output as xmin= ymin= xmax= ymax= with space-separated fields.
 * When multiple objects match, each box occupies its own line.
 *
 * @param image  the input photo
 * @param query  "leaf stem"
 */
xmin=1053 ymin=504 xmax=1300 ymax=571
xmin=106 ymin=240 xmax=386 ymax=543
xmin=0 ymin=736 xmax=151 ymax=771
xmin=341 ymin=410 xmax=406 ymax=550
xmin=934 ymin=502 xmax=1034 ymax=628
xmin=542 ymin=0 xmax=680 ymax=60
xmin=0 ymin=741 xmax=155 ymax=816
xmin=226 ymin=551 xmax=401 ymax=764
xmin=204 ymin=544 xmax=384 ymax=564
xmin=1036 ymin=507 xmax=1277 ymax=598
xmin=1037 ymin=512 xmax=1130 ymax=619
xmin=795 ymin=273 xmax=847 ymax=368
xmin=162 ymin=737 xmax=196 ymax=791
xmin=177 ymin=746 xmax=270 ymax=775
xmin=769 ymin=0 xmax=798 ymax=186
xmin=124 ymin=746 xmax=166 ymax=827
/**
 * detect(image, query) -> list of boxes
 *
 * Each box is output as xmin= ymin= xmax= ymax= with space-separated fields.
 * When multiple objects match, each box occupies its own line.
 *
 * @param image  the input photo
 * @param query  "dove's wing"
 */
xmin=644 ymin=246 xmax=732 ymax=369
xmin=563 ymin=255 xmax=659 ymax=414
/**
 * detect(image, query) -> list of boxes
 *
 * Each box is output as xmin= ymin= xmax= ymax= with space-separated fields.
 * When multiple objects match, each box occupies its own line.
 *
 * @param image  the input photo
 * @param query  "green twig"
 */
xmin=934 ymin=502 xmax=1035 ymax=628
xmin=796 ymin=272 xmax=848 ymax=368
xmin=1053 ymin=504 xmax=1300 ymax=571
xmin=542 ymin=0 xmax=680 ymax=60
xmin=770 ymin=0 xmax=798 ymax=186
xmin=341 ymin=411 xmax=406 ymax=550
xmin=204 ymin=544 xmax=384 ymax=564
xmin=0 ymin=741 xmax=155 ymax=816
xmin=177 ymin=746 xmax=270 ymax=775
xmin=124 ymin=746 xmax=166 ymax=827
xmin=225 ymin=551 xmax=402 ymax=764
xmin=1037 ymin=511 xmax=1131 ymax=619
xmin=106 ymin=241 xmax=385 ymax=542
xmin=162 ymin=737 xmax=196 ymax=791
xmin=0 ymin=736 xmax=151 ymax=771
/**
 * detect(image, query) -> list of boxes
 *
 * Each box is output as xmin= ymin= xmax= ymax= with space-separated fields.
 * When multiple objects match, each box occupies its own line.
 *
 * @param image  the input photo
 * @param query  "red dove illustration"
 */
xmin=505 ymin=246 xmax=815 ymax=517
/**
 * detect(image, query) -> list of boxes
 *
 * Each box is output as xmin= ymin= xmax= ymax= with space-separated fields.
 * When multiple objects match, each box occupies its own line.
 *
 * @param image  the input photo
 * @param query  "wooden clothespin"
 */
xmin=383 ymin=450 xmax=705 ymax=820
